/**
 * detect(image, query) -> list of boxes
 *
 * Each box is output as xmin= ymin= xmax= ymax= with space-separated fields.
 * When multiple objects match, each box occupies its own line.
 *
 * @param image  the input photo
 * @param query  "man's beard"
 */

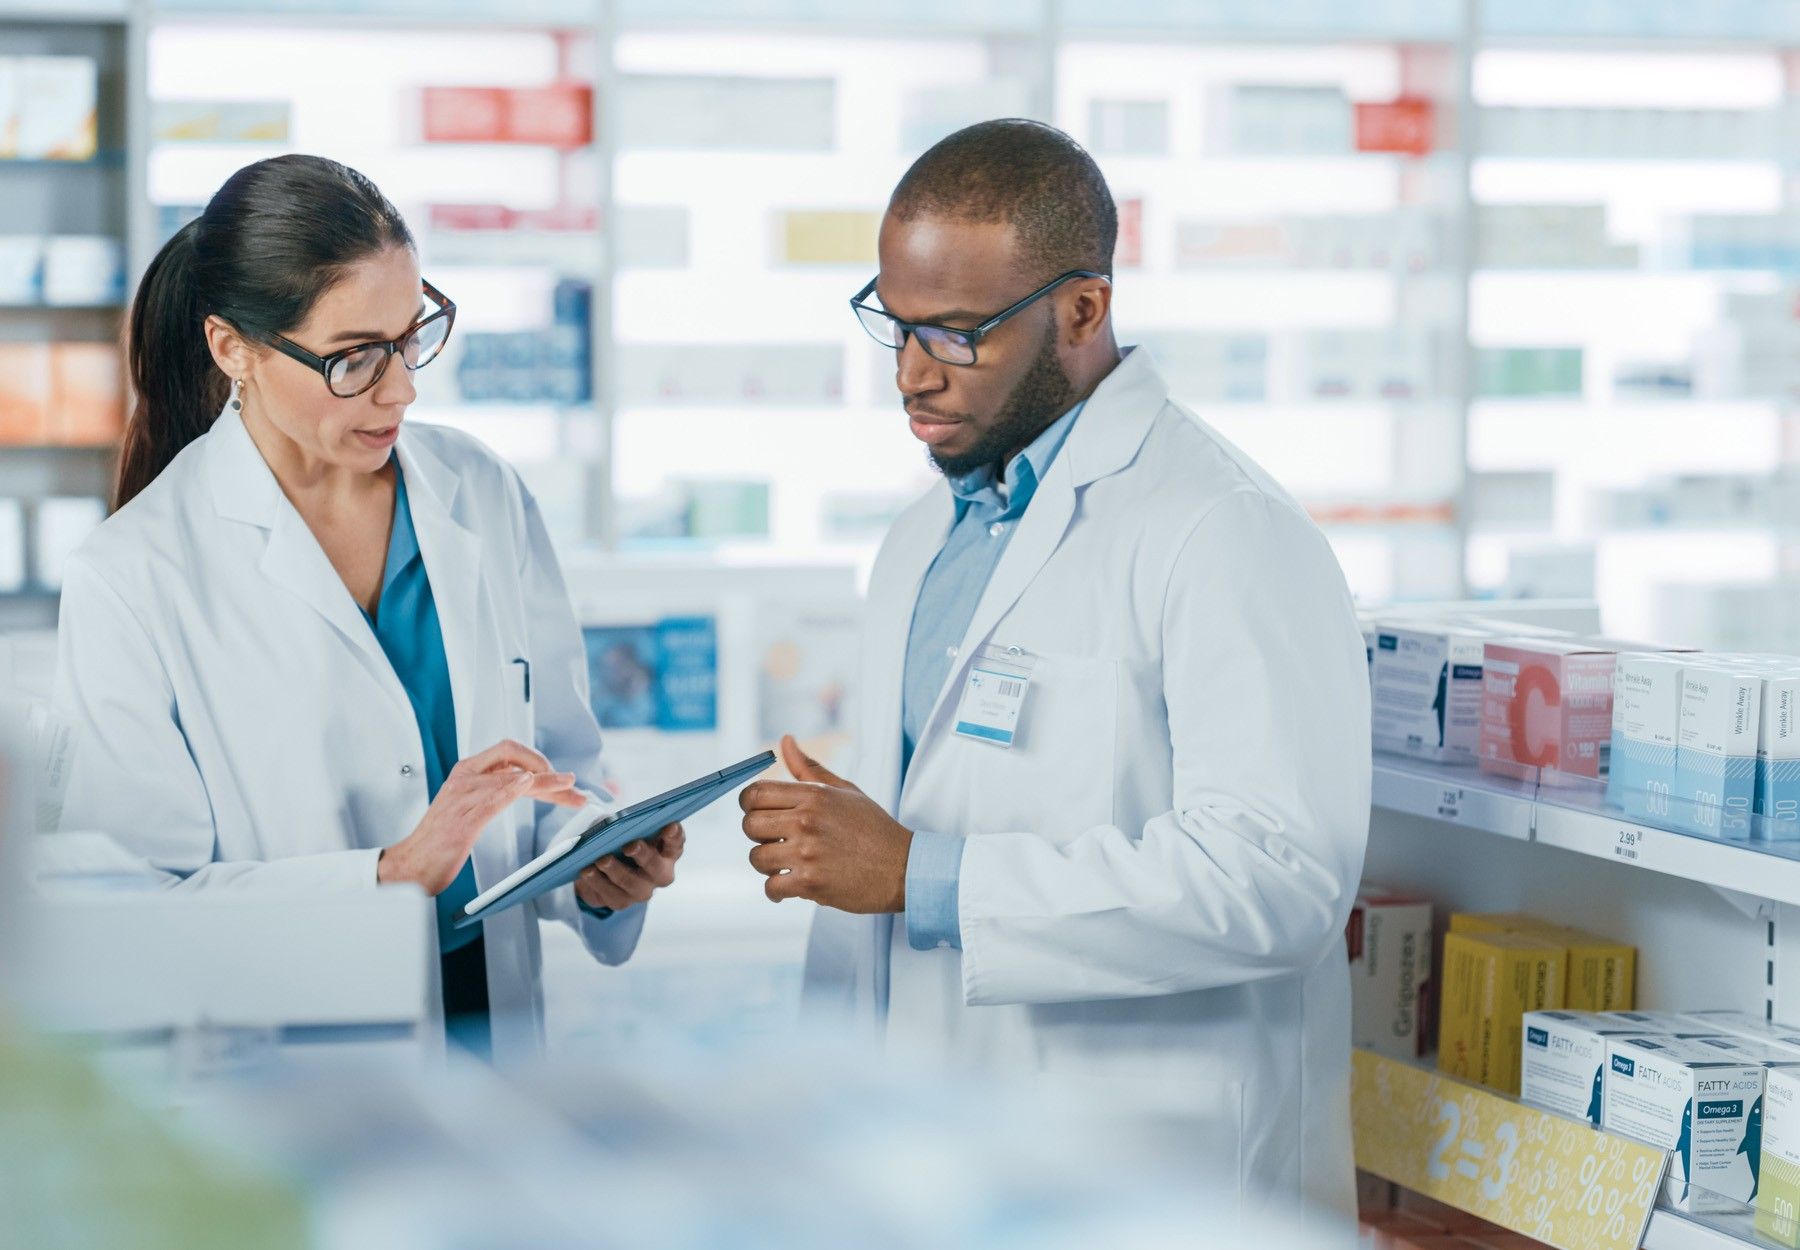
xmin=926 ymin=323 xmax=1077 ymax=480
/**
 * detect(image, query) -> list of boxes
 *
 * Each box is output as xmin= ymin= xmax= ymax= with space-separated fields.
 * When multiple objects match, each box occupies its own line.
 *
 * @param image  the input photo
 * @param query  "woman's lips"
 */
xmin=355 ymin=425 xmax=400 ymax=450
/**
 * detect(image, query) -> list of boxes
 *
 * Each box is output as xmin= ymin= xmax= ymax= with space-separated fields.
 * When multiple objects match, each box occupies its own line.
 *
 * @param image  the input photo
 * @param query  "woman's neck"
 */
xmin=240 ymin=401 xmax=390 ymax=512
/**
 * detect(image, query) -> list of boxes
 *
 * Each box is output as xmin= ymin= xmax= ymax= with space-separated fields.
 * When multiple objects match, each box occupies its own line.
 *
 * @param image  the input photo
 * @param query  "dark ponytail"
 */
xmin=117 ymin=154 xmax=415 ymax=508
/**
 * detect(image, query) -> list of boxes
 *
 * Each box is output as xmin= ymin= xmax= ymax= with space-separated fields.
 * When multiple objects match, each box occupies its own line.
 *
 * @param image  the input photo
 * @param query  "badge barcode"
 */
xmin=998 ymin=680 xmax=1024 ymax=698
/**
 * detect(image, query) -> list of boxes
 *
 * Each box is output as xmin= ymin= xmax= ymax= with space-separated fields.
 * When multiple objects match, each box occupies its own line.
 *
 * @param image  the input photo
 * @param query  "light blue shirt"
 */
xmin=361 ymin=464 xmax=478 ymax=956
xmin=901 ymin=402 xmax=1083 ymax=952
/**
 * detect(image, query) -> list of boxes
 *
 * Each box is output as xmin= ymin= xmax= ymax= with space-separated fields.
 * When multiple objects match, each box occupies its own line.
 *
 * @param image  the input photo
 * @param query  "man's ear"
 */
xmin=1064 ymin=278 xmax=1113 ymax=349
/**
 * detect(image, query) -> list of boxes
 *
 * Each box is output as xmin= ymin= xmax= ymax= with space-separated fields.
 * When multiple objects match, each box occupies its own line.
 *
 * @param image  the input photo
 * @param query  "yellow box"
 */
xmin=1437 ymin=930 xmax=1564 ymax=1094
xmin=1447 ymin=913 xmax=1635 ymax=1012
xmin=779 ymin=210 xmax=880 ymax=265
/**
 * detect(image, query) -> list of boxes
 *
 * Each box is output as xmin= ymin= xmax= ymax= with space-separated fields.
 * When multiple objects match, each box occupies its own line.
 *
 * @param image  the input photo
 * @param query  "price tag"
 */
xmin=1437 ymin=787 xmax=1464 ymax=823
xmin=1353 ymin=1050 xmax=1666 ymax=1250
xmin=1613 ymin=828 xmax=1643 ymax=864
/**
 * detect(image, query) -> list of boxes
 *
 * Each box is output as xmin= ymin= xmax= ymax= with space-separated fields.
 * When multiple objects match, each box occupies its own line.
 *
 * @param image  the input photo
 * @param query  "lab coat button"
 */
xmin=946 ymin=645 xmax=958 ymax=658
xmin=988 ymin=522 xmax=1004 ymax=537
xmin=400 ymin=764 xmax=413 ymax=777
xmin=937 ymin=940 xmax=951 ymax=950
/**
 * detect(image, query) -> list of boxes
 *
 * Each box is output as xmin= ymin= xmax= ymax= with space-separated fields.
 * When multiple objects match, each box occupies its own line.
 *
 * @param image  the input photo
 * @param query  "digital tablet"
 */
xmin=452 ymin=750 xmax=775 ymax=929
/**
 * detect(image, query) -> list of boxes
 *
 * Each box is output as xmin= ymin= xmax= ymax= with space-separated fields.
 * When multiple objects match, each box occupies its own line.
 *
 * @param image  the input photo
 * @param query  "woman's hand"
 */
xmin=574 ymin=823 xmax=685 ymax=913
xmin=379 ymin=739 xmax=586 ymax=895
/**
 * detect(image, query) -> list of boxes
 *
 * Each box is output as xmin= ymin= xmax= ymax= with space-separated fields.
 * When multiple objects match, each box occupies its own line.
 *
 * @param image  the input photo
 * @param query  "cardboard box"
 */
xmin=1757 ymin=1065 xmax=1800 ymax=1245
xmin=1479 ymin=638 xmax=1619 ymax=781
xmin=1604 ymin=1035 xmax=1794 ymax=1211
xmin=1438 ymin=930 xmax=1564 ymax=1094
xmin=48 ymin=342 xmax=123 ymax=446
xmin=1521 ymin=1010 xmax=1693 ymax=1126
xmin=1683 ymin=1011 xmax=1800 ymax=1053
xmin=1676 ymin=660 xmax=1762 ymax=838
xmin=1448 ymin=913 xmax=1635 ymax=1011
xmin=0 ymin=342 xmax=50 ymax=444
xmin=1371 ymin=623 xmax=1487 ymax=764
xmin=1608 ymin=652 xmax=1686 ymax=823
xmin=1348 ymin=888 xmax=1433 ymax=1060
xmin=17 ymin=56 xmax=96 ymax=161
xmin=1760 ymin=672 xmax=1800 ymax=827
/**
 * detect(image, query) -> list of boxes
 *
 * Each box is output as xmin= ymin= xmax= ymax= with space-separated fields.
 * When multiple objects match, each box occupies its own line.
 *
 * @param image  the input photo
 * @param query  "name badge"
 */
xmin=953 ymin=644 xmax=1035 ymax=748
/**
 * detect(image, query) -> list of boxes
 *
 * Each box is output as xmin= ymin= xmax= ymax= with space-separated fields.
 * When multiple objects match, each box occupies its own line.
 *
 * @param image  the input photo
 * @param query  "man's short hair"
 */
xmin=887 ymin=118 xmax=1118 ymax=284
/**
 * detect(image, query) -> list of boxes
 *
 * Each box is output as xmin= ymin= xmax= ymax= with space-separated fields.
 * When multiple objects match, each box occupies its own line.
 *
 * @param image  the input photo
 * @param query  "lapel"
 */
xmin=393 ymin=430 xmax=486 ymax=762
xmin=204 ymin=406 xmax=412 ymax=722
xmin=861 ymin=485 xmax=955 ymax=809
xmin=897 ymin=346 xmax=1171 ymax=795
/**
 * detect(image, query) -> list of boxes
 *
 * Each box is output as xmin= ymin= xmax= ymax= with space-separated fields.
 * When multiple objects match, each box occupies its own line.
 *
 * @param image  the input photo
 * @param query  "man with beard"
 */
xmin=739 ymin=119 xmax=1370 ymax=1226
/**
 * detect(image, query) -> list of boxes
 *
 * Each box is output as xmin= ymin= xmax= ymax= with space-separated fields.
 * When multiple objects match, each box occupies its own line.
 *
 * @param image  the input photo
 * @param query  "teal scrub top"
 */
xmin=361 ymin=463 xmax=477 ymax=954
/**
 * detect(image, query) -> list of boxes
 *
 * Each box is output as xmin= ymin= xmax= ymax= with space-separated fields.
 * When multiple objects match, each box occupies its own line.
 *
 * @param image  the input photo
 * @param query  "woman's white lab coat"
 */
xmin=802 ymin=347 xmax=1372 ymax=1225
xmin=54 ymin=404 xmax=634 ymax=1066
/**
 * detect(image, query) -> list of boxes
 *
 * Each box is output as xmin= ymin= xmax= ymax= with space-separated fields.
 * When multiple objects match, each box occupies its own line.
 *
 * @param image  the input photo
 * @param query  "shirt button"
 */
xmin=400 ymin=764 xmax=413 ymax=777
xmin=937 ymin=940 xmax=952 ymax=950
xmin=988 ymin=522 xmax=1005 ymax=537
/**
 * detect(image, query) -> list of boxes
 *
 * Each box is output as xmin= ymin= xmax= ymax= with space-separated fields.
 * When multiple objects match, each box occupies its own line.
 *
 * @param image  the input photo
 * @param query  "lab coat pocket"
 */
xmin=974 ymin=652 xmax=1119 ymax=844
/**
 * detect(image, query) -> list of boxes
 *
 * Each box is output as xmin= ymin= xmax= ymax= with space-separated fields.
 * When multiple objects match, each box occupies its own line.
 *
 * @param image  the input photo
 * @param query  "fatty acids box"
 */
xmin=1521 ymin=1010 xmax=1656 ymax=1126
xmin=1347 ymin=888 xmax=1432 ymax=1060
xmin=1438 ymin=929 xmax=1564 ymax=1095
xmin=1370 ymin=623 xmax=1486 ymax=764
xmin=1479 ymin=638 xmax=1618 ymax=781
xmin=1605 ymin=1035 xmax=1795 ymax=1212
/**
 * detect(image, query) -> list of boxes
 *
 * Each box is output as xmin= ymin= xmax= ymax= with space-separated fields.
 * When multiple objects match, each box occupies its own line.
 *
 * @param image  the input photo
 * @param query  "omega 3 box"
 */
xmin=1604 ymin=1035 xmax=1794 ymax=1212
xmin=1438 ymin=930 xmax=1564 ymax=1095
xmin=1522 ymin=1010 xmax=1655 ymax=1126
xmin=1347 ymin=888 xmax=1433 ymax=1060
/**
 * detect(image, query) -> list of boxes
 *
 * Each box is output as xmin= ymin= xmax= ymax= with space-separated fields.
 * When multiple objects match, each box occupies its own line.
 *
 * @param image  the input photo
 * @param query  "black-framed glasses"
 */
xmin=850 ymin=269 xmax=1106 ymax=366
xmin=236 ymin=279 xmax=457 ymax=399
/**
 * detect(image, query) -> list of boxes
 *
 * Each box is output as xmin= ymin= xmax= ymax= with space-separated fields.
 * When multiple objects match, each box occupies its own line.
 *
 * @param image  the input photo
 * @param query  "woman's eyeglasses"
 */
xmin=235 ymin=279 xmax=457 ymax=399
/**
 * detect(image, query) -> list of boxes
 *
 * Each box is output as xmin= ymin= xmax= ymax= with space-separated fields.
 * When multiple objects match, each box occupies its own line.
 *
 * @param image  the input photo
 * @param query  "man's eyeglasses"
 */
xmin=850 ymin=269 xmax=1106 ymax=367
xmin=234 ymin=279 xmax=457 ymax=399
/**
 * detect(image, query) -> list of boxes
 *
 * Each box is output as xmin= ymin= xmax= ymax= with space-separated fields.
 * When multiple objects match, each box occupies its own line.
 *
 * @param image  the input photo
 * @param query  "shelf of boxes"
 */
xmin=1372 ymin=753 xmax=1800 ymax=909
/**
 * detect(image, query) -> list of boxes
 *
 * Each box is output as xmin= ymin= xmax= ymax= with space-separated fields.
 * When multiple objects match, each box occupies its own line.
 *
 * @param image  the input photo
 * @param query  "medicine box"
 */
xmin=1521 ymin=1010 xmax=1656 ymax=1126
xmin=1370 ymin=623 xmax=1486 ymax=764
xmin=1603 ymin=1034 xmax=1788 ymax=1212
xmin=1347 ymin=888 xmax=1433 ymax=1060
xmin=1449 ymin=913 xmax=1635 ymax=1012
xmin=1479 ymin=638 xmax=1618 ymax=782
xmin=1438 ymin=930 xmax=1564 ymax=1095
xmin=1676 ymin=661 xmax=1762 ymax=838
xmin=1608 ymin=653 xmax=1686 ymax=824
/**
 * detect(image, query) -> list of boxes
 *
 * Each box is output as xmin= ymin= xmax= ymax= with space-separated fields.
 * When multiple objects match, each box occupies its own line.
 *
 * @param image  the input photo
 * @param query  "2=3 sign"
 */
xmin=1613 ymin=828 xmax=1643 ymax=863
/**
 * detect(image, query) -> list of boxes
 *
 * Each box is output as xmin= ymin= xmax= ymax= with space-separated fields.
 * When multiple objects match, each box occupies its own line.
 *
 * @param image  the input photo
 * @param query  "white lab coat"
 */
xmin=54 ymin=404 xmax=639 ymax=1067
xmin=803 ymin=347 xmax=1371 ymax=1225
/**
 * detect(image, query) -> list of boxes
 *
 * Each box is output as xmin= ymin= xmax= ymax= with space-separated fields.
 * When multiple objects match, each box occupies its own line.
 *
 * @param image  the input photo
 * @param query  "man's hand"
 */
xmin=740 ymin=735 xmax=912 ymax=913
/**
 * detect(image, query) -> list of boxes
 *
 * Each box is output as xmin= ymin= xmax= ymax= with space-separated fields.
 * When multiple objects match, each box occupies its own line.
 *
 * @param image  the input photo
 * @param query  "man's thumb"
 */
xmin=780 ymin=733 xmax=847 ymax=788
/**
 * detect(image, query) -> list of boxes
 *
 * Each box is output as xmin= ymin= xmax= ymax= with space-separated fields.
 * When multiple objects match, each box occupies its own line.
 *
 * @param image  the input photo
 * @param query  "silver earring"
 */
xmin=229 ymin=378 xmax=242 ymax=412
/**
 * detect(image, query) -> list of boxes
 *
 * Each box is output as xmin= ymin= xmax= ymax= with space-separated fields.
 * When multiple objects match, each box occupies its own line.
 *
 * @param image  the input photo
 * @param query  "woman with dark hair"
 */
xmin=53 ymin=155 xmax=682 ymax=1062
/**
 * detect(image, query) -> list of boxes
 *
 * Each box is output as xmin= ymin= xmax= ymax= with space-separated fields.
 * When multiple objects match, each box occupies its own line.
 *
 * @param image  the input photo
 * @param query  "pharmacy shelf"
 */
xmin=1534 ymin=793 xmax=1800 ymax=904
xmin=1644 ymin=1208 xmax=1787 ymax=1250
xmin=1371 ymin=757 xmax=1536 ymax=840
xmin=1372 ymin=753 xmax=1800 ymax=907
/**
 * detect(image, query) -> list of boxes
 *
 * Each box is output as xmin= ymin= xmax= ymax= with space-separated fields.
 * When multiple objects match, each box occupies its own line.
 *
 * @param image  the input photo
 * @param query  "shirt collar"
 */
xmin=948 ymin=399 xmax=1085 ymax=521
xmin=381 ymin=460 xmax=420 ymax=597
